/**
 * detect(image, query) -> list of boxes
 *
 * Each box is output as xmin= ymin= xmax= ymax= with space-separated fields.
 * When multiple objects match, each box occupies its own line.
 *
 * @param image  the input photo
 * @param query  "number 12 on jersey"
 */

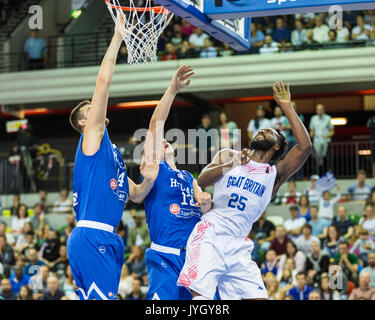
xmin=228 ymin=193 xmax=248 ymax=211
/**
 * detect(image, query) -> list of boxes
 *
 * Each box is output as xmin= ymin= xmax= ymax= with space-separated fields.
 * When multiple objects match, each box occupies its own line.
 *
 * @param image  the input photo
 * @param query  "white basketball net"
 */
xmin=106 ymin=0 xmax=174 ymax=64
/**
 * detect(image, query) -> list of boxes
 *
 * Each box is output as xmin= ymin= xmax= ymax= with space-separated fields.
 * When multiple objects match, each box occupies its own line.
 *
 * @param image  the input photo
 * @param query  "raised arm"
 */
xmin=197 ymin=148 xmax=250 ymax=188
xmin=272 ymin=82 xmax=312 ymax=198
xmin=82 ymin=17 xmax=126 ymax=156
xmin=143 ymin=66 xmax=194 ymax=165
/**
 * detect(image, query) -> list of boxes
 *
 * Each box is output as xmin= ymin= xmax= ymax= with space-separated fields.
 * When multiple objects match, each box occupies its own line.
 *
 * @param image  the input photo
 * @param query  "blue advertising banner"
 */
xmin=205 ymin=0 xmax=375 ymax=19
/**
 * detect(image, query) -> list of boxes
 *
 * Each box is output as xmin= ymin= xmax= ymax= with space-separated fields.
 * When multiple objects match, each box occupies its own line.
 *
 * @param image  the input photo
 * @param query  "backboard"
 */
xmin=154 ymin=0 xmax=252 ymax=51
xmin=204 ymin=0 xmax=375 ymax=20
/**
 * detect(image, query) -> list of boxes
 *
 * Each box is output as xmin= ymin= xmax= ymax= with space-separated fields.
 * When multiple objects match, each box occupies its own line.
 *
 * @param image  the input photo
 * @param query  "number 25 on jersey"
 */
xmin=228 ymin=193 xmax=248 ymax=212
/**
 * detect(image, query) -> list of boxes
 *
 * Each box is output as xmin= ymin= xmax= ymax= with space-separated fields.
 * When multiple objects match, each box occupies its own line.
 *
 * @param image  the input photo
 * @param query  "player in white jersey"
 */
xmin=177 ymin=81 xmax=312 ymax=300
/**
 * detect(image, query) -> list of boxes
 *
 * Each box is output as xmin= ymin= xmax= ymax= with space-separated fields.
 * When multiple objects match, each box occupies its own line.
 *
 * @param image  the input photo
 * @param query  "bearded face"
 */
xmin=249 ymin=131 xmax=277 ymax=151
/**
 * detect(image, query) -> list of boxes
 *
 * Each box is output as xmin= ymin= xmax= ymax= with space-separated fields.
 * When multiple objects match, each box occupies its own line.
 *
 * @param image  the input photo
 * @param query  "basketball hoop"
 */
xmin=105 ymin=0 xmax=174 ymax=64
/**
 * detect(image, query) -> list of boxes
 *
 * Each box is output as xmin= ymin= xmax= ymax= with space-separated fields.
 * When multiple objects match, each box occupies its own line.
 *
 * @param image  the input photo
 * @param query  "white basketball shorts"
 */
xmin=177 ymin=220 xmax=268 ymax=300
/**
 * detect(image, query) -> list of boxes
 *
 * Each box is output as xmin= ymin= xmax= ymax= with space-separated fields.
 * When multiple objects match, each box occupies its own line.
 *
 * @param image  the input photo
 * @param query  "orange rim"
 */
xmin=105 ymin=0 xmax=169 ymax=14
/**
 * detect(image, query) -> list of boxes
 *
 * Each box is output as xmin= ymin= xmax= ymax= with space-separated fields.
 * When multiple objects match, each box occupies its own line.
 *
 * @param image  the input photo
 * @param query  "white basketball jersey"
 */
xmin=203 ymin=158 xmax=277 ymax=238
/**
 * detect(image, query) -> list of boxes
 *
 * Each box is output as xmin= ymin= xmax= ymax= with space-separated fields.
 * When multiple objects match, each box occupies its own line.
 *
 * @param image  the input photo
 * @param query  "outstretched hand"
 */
xmin=140 ymin=160 xmax=159 ymax=182
xmin=170 ymin=66 xmax=194 ymax=94
xmin=114 ymin=12 xmax=131 ymax=38
xmin=273 ymin=81 xmax=291 ymax=107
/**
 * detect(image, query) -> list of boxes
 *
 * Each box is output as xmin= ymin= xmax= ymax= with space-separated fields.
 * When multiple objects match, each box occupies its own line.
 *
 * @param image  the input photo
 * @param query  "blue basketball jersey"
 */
xmin=144 ymin=161 xmax=202 ymax=249
xmin=73 ymin=128 xmax=129 ymax=228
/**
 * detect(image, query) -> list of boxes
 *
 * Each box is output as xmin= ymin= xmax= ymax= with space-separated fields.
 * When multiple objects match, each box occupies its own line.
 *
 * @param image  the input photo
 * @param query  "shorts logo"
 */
xmin=169 ymin=204 xmax=180 ymax=215
xmin=161 ymin=261 xmax=167 ymax=268
xmin=108 ymin=292 xmax=113 ymax=297
xmin=99 ymin=246 xmax=106 ymax=254
xmin=110 ymin=179 xmax=117 ymax=190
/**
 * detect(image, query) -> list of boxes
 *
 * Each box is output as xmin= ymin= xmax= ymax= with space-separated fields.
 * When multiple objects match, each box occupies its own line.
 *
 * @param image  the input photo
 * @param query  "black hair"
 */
xmin=270 ymin=129 xmax=287 ymax=163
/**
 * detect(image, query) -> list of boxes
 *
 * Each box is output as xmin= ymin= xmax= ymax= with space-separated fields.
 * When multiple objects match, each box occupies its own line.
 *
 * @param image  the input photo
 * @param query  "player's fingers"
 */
xmin=180 ymin=72 xmax=194 ymax=80
xmin=184 ymin=79 xmax=191 ymax=87
xmin=286 ymin=82 xmax=290 ymax=92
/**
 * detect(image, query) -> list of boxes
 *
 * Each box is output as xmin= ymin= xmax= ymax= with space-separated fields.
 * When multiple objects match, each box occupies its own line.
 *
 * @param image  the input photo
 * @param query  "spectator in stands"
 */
xmin=309 ymin=104 xmax=334 ymax=174
xmin=37 ymin=224 xmax=50 ymax=248
xmin=308 ymin=205 xmax=329 ymax=238
xmin=332 ymin=206 xmax=354 ymax=240
xmin=128 ymin=211 xmax=150 ymax=251
xmin=323 ymin=225 xmax=343 ymax=258
xmin=24 ymin=30 xmax=47 ymax=70
xmin=272 ymin=17 xmax=291 ymax=43
xmin=62 ymin=265 xmax=78 ymax=300
xmin=10 ymin=193 xmax=20 ymax=216
xmin=126 ymin=245 xmax=146 ymax=279
xmin=270 ymin=225 xmax=290 ymax=257
xmin=277 ymin=258 xmax=297 ymax=287
xmin=11 ymin=204 xmax=30 ymax=235
xmin=291 ymin=19 xmax=307 ymax=47
xmin=366 ymin=115 xmax=375 ymax=178
xmin=59 ymin=214 xmax=76 ymax=244
xmin=359 ymin=204 xmax=375 ymax=237
xmin=125 ymin=277 xmax=146 ymax=300
xmin=347 ymin=170 xmax=373 ymax=201
xmin=259 ymin=35 xmax=279 ymax=54
xmin=298 ymin=195 xmax=311 ymax=221
xmin=118 ymin=264 xmax=133 ymax=300
xmin=52 ymin=188 xmax=72 ymax=214
xmin=344 ymin=11 xmax=359 ymax=29
xmin=351 ymin=14 xmax=372 ymax=40
xmin=0 ymin=235 xmax=15 ymax=278
xmin=288 ymin=272 xmax=314 ymax=300
xmin=171 ymin=24 xmax=185 ymax=47
xmin=40 ymin=230 xmax=61 ymax=266
xmin=15 ymin=221 xmax=34 ymax=250
xmin=9 ymin=264 xmax=30 ymax=295
xmin=318 ymin=186 xmax=341 ymax=221
xmin=30 ymin=203 xmax=48 ymax=232
xmin=270 ymin=106 xmax=285 ymax=133
xmin=218 ymin=43 xmax=234 ymax=57
xmin=360 ymin=252 xmax=375 ymax=288
xmin=295 ymin=224 xmax=320 ymax=256
xmin=319 ymin=273 xmax=341 ymax=300
xmin=265 ymin=275 xmax=281 ymax=300
xmin=349 ymin=271 xmax=375 ymax=300
xmin=253 ymin=212 xmax=275 ymax=253
xmin=0 ymin=221 xmax=15 ymax=246
xmin=247 ymin=105 xmax=271 ymax=141
xmin=249 ymin=22 xmax=265 ymax=53
xmin=188 ymin=28 xmax=209 ymax=49
xmin=282 ymin=181 xmax=302 ymax=205
xmin=160 ymin=43 xmax=178 ymax=61
xmin=51 ymin=244 xmax=69 ymax=281
xmin=301 ymin=29 xmax=320 ymax=50
xmin=0 ymin=278 xmax=17 ymax=300
xmin=335 ymin=241 xmax=359 ymax=284
xmin=218 ymin=111 xmax=239 ymax=149
xmin=18 ymin=285 xmax=33 ymax=300
xmin=305 ymin=240 xmax=329 ymax=285
xmin=117 ymin=46 xmax=128 ymax=64
xmin=304 ymin=175 xmax=320 ymax=205
xmin=261 ymin=249 xmax=279 ymax=277
xmin=24 ymin=248 xmax=44 ymax=277
xmin=38 ymin=189 xmax=48 ymax=214
xmin=279 ymin=39 xmax=294 ymax=53
xmin=181 ymin=19 xmax=195 ymax=37
xmin=284 ymin=206 xmax=306 ymax=240
xmin=335 ymin=17 xmax=351 ymax=43
xmin=43 ymin=276 xmax=64 ymax=300
xmin=177 ymin=40 xmax=197 ymax=59
xmin=368 ymin=191 xmax=375 ymax=206
xmin=200 ymin=38 xmax=218 ymax=58
xmin=328 ymin=30 xmax=338 ymax=43
xmin=312 ymin=15 xmax=330 ymax=43
xmin=308 ymin=290 xmax=321 ymax=300
xmin=350 ymin=229 xmax=375 ymax=265
xmin=278 ymin=241 xmax=306 ymax=274
xmin=32 ymin=265 xmax=50 ymax=300
xmin=18 ymin=230 xmax=37 ymax=262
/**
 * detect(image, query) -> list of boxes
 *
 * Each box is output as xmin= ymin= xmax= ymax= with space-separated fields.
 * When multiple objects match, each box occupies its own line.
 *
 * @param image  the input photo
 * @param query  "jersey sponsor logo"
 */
xmin=99 ymin=246 xmax=106 ymax=254
xmin=110 ymin=178 xmax=117 ymax=190
xmin=170 ymin=204 xmax=180 ymax=215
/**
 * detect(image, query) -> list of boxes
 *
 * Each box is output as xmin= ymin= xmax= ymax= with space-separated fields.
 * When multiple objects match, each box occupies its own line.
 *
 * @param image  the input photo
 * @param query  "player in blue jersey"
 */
xmin=140 ymin=66 xmax=213 ymax=300
xmin=66 ymin=19 xmax=158 ymax=300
